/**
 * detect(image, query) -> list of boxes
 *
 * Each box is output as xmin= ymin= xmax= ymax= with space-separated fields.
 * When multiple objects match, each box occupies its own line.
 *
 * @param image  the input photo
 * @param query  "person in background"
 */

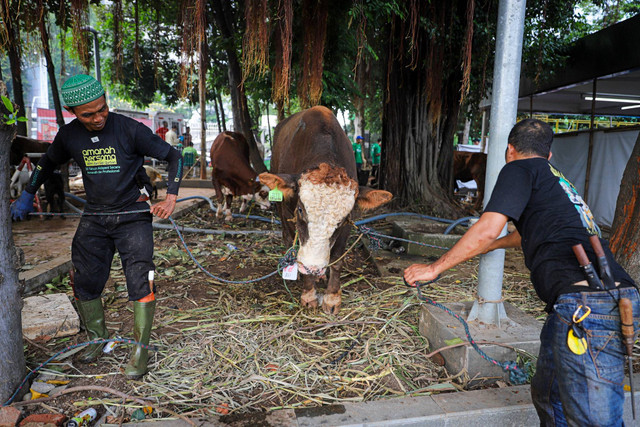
xmin=11 ymin=74 xmax=184 ymax=379
xmin=155 ymin=121 xmax=169 ymax=141
xmin=165 ymin=124 xmax=179 ymax=147
xmin=182 ymin=144 xmax=200 ymax=178
xmin=404 ymin=119 xmax=638 ymax=425
xmin=182 ymin=126 xmax=193 ymax=147
xmin=370 ymin=138 xmax=381 ymax=187
xmin=353 ymin=135 xmax=367 ymax=185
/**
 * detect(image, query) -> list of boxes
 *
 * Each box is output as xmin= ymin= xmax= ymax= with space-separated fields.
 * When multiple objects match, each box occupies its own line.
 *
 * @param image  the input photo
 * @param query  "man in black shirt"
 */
xmin=405 ymin=119 xmax=638 ymax=425
xmin=11 ymin=74 xmax=183 ymax=379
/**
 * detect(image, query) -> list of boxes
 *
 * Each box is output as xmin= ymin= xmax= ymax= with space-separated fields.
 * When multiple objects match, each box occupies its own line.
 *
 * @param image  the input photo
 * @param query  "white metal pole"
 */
xmin=467 ymin=0 xmax=527 ymax=326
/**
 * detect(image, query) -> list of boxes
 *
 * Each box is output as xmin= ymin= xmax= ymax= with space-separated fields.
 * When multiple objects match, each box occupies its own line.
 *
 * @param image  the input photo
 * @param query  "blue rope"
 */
xmin=168 ymin=217 xmax=295 ymax=284
xmin=2 ymin=338 xmax=156 ymax=407
xmin=30 ymin=209 xmax=151 ymax=217
xmin=410 ymin=279 xmax=529 ymax=385
xmin=29 ymin=209 xmax=295 ymax=284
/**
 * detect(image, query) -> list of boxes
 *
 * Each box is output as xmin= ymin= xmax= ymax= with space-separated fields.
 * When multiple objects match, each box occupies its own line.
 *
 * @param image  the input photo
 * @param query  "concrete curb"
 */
xmin=105 ymin=386 xmax=640 ymax=426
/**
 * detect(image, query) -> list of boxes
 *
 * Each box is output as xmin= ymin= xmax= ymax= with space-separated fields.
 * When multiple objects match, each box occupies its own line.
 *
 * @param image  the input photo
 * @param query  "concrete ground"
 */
xmin=100 ymin=386 xmax=640 ymax=426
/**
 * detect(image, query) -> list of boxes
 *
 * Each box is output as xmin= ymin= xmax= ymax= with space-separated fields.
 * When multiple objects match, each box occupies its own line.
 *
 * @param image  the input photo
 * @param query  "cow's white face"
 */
xmin=296 ymin=177 xmax=357 ymax=276
xmin=254 ymin=184 xmax=271 ymax=210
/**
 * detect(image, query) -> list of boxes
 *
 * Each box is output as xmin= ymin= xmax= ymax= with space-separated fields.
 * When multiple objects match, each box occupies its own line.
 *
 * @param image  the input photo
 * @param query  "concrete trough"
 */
xmin=390 ymin=219 xmax=464 ymax=258
xmin=419 ymin=301 xmax=542 ymax=384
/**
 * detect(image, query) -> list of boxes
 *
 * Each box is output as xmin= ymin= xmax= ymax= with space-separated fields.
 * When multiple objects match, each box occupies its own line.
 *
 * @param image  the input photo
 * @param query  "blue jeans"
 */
xmin=531 ymin=287 xmax=640 ymax=426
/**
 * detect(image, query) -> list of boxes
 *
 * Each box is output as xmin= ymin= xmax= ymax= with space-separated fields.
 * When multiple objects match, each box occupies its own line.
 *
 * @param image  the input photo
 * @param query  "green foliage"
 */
xmin=1 ymin=95 xmax=27 ymax=125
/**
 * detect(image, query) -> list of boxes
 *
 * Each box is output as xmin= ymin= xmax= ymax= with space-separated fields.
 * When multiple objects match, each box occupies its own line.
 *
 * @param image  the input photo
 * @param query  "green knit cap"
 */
xmin=61 ymin=74 xmax=105 ymax=107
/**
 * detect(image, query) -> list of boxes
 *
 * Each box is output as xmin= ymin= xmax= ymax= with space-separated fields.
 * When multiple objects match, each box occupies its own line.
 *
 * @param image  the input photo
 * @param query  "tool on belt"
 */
xmin=567 ymin=305 xmax=590 ymax=355
xmin=572 ymin=242 xmax=604 ymax=290
xmin=588 ymin=235 xmax=617 ymax=290
xmin=620 ymin=297 xmax=636 ymax=420
xmin=573 ymin=237 xmax=636 ymax=419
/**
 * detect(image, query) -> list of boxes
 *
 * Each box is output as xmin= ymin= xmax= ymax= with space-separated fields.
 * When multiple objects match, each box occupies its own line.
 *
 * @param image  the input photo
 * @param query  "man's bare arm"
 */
xmin=404 ymin=212 xmax=509 ymax=285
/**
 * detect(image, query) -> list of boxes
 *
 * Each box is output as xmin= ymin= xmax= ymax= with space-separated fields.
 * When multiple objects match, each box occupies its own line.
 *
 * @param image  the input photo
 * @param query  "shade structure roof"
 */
xmin=517 ymin=14 xmax=640 ymax=117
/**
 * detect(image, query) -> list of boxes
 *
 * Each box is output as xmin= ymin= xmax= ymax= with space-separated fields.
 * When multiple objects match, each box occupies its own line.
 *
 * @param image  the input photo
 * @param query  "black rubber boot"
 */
xmin=124 ymin=300 xmax=156 ymax=379
xmin=75 ymin=298 xmax=108 ymax=363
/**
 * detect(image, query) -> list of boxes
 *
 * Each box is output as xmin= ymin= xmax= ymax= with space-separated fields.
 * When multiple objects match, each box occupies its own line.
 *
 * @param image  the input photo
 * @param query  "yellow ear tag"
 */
xmin=567 ymin=329 xmax=587 ymax=355
xmin=269 ymin=185 xmax=283 ymax=202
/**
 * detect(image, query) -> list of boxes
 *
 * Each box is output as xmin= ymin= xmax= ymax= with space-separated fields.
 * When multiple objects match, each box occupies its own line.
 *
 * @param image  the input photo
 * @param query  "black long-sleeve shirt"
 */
xmin=27 ymin=112 xmax=182 ymax=212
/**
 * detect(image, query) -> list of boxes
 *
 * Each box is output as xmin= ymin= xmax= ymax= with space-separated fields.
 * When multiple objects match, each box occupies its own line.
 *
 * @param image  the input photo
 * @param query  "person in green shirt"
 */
xmin=370 ymin=138 xmax=381 ymax=187
xmin=353 ymin=135 xmax=368 ymax=186
xmin=353 ymin=135 xmax=365 ymax=171
xmin=182 ymin=144 xmax=199 ymax=178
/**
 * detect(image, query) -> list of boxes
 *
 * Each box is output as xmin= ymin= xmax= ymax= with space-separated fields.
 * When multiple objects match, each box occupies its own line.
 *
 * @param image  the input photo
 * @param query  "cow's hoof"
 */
xmin=322 ymin=293 xmax=341 ymax=314
xmin=301 ymin=290 xmax=318 ymax=308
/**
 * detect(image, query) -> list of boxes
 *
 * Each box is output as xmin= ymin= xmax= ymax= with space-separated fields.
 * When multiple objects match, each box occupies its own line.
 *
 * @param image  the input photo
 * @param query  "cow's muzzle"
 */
xmin=298 ymin=263 xmax=327 ymax=278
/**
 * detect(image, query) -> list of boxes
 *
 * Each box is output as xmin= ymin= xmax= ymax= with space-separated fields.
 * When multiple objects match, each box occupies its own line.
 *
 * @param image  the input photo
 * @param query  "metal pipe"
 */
xmin=468 ymin=0 xmax=527 ymax=326
xmin=584 ymin=78 xmax=597 ymax=203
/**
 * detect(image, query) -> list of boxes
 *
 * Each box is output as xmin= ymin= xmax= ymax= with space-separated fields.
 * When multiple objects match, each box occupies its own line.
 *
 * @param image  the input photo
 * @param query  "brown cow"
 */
xmin=453 ymin=151 xmax=486 ymax=210
xmin=210 ymin=131 xmax=270 ymax=221
xmin=10 ymin=135 xmax=51 ymax=165
xmin=259 ymin=106 xmax=392 ymax=314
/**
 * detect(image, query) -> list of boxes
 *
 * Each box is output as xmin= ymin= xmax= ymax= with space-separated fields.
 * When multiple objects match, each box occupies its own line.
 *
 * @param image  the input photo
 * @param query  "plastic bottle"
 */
xmin=67 ymin=408 xmax=97 ymax=427
xmin=226 ymin=243 xmax=237 ymax=251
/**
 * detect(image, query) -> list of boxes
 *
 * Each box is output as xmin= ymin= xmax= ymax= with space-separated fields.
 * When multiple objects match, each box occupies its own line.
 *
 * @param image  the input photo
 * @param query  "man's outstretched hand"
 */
xmin=404 ymin=263 xmax=439 ymax=287
xmin=150 ymin=194 xmax=177 ymax=219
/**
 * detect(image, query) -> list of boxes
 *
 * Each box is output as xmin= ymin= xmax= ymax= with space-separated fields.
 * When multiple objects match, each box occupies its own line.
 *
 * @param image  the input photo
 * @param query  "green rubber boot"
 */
xmin=124 ymin=300 xmax=156 ymax=379
xmin=75 ymin=298 xmax=108 ymax=363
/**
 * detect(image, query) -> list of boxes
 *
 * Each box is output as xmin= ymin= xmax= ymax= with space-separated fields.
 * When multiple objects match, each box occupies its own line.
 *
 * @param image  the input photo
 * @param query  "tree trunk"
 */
xmin=382 ymin=6 xmax=463 ymax=218
xmin=610 ymin=132 xmax=640 ymax=284
xmin=217 ymin=93 xmax=226 ymax=132
xmin=212 ymin=0 xmax=266 ymax=173
xmin=0 ymin=81 xmax=26 ymax=403
xmin=198 ymin=5 xmax=207 ymax=180
xmin=212 ymin=90 xmax=222 ymax=132
xmin=39 ymin=3 xmax=70 ymax=192
xmin=3 ymin=2 xmax=27 ymax=137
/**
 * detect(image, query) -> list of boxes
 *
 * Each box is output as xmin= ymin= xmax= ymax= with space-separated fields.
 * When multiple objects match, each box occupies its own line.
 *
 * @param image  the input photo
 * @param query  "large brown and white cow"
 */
xmin=259 ymin=106 xmax=392 ymax=314
xmin=210 ymin=131 xmax=271 ymax=221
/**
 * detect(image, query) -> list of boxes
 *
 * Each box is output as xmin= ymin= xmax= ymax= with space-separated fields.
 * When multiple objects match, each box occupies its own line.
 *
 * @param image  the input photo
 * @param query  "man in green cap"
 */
xmin=11 ymin=74 xmax=184 ymax=379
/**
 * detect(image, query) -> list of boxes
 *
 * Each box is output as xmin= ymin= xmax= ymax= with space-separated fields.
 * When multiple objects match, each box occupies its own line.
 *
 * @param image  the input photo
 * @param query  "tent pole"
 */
xmin=584 ymin=77 xmax=597 ymax=203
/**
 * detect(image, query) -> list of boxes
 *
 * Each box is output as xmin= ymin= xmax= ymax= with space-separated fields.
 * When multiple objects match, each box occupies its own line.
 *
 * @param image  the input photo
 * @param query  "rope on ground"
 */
xmin=2 ymin=338 xmax=156 ymax=407
xmin=168 ymin=216 xmax=295 ymax=284
xmin=410 ymin=280 xmax=530 ymax=385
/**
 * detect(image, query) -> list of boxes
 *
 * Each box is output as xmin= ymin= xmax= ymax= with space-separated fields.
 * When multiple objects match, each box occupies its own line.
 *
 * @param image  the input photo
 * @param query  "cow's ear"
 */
xmin=355 ymin=187 xmax=393 ymax=211
xmin=258 ymin=173 xmax=298 ymax=199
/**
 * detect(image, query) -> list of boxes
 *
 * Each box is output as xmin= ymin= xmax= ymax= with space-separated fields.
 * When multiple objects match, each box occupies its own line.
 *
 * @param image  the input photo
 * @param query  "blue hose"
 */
xmin=443 ymin=216 xmax=478 ymax=235
xmin=355 ymin=212 xmax=457 ymax=226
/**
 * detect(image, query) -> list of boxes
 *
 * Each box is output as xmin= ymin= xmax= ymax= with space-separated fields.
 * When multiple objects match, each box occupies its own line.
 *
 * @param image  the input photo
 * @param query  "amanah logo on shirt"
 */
xmin=549 ymin=164 xmax=600 ymax=236
xmin=82 ymin=146 xmax=121 ymax=176
xmin=82 ymin=146 xmax=117 ymax=166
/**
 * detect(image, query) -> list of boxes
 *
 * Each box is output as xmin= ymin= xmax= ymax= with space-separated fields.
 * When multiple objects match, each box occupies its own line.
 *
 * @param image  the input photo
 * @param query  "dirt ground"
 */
xmin=12 ymin=194 xmax=549 ymax=423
